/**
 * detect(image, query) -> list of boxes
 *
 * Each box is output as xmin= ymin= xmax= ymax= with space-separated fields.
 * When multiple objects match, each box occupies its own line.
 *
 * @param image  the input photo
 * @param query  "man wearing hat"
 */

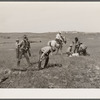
xmin=38 ymin=45 xmax=56 ymax=69
xmin=73 ymin=37 xmax=80 ymax=53
xmin=25 ymin=36 xmax=31 ymax=57
xmin=78 ymin=43 xmax=87 ymax=56
xmin=55 ymin=32 xmax=64 ymax=46
xmin=15 ymin=39 xmax=20 ymax=59
xmin=17 ymin=35 xmax=31 ymax=66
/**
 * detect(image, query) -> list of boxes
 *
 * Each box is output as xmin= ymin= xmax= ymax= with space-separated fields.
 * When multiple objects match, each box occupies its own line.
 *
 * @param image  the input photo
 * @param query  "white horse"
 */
xmin=47 ymin=36 xmax=66 ymax=54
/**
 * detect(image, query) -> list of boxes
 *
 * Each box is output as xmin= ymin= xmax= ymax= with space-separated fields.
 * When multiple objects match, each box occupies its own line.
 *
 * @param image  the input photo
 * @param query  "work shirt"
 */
xmin=74 ymin=41 xmax=80 ymax=46
xmin=79 ymin=44 xmax=87 ymax=50
xmin=19 ymin=40 xmax=28 ymax=51
xmin=41 ymin=46 xmax=52 ymax=54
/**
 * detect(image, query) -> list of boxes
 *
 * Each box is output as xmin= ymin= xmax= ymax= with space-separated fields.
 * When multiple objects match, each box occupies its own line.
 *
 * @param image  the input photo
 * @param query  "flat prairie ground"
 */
xmin=0 ymin=32 xmax=100 ymax=88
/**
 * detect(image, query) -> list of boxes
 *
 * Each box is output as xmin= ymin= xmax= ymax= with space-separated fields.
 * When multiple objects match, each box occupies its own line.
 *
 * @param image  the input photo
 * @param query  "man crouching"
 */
xmin=66 ymin=44 xmax=73 ymax=57
xmin=38 ymin=45 xmax=55 ymax=70
xmin=78 ymin=43 xmax=88 ymax=56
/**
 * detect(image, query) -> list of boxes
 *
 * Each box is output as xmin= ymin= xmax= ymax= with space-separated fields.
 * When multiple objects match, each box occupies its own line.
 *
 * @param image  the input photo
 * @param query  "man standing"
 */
xmin=15 ymin=39 xmax=20 ymax=59
xmin=17 ymin=35 xmax=31 ymax=66
xmin=26 ymin=37 xmax=31 ymax=57
xmin=73 ymin=37 xmax=80 ymax=53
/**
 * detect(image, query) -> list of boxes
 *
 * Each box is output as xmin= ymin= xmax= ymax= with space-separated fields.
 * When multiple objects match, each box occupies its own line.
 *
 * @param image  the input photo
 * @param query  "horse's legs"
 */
xmin=56 ymin=47 xmax=62 ymax=55
xmin=56 ymin=48 xmax=59 ymax=55
xmin=58 ymin=44 xmax=63 ymax=55
xmin=60 ymin=46 xmax=62 ymax=55
xmin=55 ymin=44 xmax=62 ymax=55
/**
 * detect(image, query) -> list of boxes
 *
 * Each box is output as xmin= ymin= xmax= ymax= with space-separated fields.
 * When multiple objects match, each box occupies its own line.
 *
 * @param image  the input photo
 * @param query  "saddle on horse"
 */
xmin=55 ymin=39 xmax=62 ymax=45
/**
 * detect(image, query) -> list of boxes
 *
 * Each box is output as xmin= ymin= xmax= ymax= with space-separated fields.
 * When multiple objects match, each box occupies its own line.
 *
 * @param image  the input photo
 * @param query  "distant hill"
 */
xmin=0 ymin=31 xmax=100 ymax=35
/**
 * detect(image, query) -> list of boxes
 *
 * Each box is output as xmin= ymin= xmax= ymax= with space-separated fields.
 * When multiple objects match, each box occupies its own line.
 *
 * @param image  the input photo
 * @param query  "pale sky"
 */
xmin=0 ymin=2 xmax=100 ymax=33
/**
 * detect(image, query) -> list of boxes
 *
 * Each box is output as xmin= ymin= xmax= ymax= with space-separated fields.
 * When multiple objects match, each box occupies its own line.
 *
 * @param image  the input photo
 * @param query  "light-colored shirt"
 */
xmin=40 ymin=46 xmax=52 ymax=59
xmin=15 ymin=42 xmax=19 ymax=49
xmin=67 ymin=47 xmax=72 ymax=52
xmin=56 ymin=34 xmax=62 ymax=40
xmin=41 ymin=46 xmax=52 ymax=54
xmin=79 ymin=44 xmax=87 ymax=50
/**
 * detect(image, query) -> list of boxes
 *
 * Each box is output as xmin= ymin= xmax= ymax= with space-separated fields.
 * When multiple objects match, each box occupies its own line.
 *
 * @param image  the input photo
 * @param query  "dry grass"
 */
xmin=0 ymin=32 xmax=100 ymax=88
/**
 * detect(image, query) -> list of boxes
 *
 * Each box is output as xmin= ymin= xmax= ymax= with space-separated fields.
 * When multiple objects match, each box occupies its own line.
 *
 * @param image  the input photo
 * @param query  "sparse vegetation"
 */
xmin=0 ymin=32 xmax=100 ymax=88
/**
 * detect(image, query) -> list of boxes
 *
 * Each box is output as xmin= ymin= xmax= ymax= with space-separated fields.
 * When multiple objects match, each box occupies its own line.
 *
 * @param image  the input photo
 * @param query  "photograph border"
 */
xmin=0 ymin=0 xmax=100 ymax=99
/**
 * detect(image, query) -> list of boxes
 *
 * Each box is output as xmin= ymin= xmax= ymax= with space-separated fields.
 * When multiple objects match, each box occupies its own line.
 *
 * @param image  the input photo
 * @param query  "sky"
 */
xmin=0 ymin=2 xmax=100 ymax=33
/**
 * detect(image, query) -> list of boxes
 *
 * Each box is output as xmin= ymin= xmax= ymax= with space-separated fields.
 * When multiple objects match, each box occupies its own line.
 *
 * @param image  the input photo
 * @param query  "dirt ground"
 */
xmin=0 ymin=32 xmax=100 ymax=88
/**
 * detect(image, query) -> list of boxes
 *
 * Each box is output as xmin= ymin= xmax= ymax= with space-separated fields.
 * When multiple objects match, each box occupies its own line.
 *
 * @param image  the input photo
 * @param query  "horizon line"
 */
xmin=0 ymin=31 xmax=100 ymax=33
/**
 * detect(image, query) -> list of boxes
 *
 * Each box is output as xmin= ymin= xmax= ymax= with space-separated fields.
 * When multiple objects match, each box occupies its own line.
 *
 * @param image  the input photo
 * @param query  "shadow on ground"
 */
xmin=46 ymin=63 xmax=62 ymax=68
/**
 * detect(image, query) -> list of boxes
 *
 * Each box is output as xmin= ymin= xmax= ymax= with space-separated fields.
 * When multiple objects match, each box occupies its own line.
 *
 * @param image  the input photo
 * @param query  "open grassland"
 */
xmin=0 ymin=32 xmax=100 ymax=88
